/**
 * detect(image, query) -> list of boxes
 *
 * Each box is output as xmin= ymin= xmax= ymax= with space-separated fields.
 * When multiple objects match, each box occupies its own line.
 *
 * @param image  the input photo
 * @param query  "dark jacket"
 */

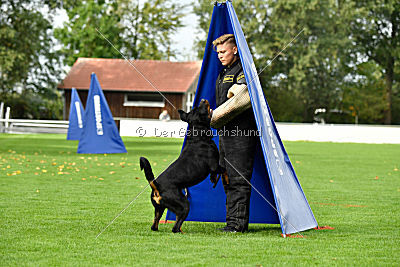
xmin=215 ymin=60 xmax=257 ymax=131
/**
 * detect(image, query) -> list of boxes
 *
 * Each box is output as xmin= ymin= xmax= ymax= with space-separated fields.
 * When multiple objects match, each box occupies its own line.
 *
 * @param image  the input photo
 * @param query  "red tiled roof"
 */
xmin=58 ymin=58 xmax=202 ymax=93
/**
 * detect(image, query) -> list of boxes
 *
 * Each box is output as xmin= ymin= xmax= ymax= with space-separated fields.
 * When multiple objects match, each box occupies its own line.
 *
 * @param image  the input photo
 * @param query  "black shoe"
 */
xmin=218 ymin=226 xmax=238 ymax=233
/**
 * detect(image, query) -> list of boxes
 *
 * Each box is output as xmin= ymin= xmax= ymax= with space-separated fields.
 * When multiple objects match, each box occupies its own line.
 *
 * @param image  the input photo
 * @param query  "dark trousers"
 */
xmin=219 ymin=133 xmax=257 ymax=231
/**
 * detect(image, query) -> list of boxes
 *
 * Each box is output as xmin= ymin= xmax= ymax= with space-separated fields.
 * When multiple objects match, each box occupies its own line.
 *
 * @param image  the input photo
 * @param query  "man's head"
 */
xmin=213 ymin=34 xmax=238 ymax=66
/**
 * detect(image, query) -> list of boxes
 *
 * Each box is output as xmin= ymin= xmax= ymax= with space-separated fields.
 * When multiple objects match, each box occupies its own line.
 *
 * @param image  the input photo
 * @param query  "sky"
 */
xmin=170 ymin=2 xmax=203 ymax=61
xmin=53 ymin=0 xmax=203 ymax=62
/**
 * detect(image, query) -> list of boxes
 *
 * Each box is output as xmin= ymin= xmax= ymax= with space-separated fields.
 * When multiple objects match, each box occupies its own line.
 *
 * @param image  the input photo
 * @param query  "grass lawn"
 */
xmin=0 ymin=134 xmax=399 ymax=266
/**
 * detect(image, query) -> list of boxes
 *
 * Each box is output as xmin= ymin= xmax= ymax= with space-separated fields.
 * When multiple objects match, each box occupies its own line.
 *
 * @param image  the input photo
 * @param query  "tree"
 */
xmin=393 ymin=61 xmax=400 ymax=124
xmin=193 ymin=0 xmax=268 ymax=59
xmin=351 ymin=0 xmax=400 ymax=124
xmin=54 ymin=0 xmax=123 ymax=67
xmin=194 ymin=0 xmax=355 ymax=122
xmin=193 ymin=1 xmax=400 ymax=124
xmin=119 ymin=0 xmax=185 ymax=60
xmin=0 ymin=0 xmax=61 ymax=94
xmin=342 ymin=61 xmax=387 ymax=124
xmin=55 ymin=0 xmax=185 ymax=66
xmin=256 ymin=0 xmax=357 ymax=122
xmin=0 ymin=0 xmax=63 ymax=119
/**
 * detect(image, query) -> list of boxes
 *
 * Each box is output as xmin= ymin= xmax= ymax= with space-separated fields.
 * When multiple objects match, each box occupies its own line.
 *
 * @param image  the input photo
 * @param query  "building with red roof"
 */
xmin=58 ymin=58 xmax=202 ymax=120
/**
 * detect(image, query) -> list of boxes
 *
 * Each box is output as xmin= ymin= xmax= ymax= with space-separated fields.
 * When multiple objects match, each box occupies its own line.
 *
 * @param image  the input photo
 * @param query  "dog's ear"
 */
xmin=178 ymin=110 xmax=189 ymax=123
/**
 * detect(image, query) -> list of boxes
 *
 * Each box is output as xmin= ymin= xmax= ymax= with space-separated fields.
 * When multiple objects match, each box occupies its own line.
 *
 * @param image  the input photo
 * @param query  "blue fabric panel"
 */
xmin=77 ymin=73 xmax=127 ymax=154
xmin=67 ymin=88 xmax=85 ymax=140
xmin=248 ymin=145 xmax=280 ymax=224
xmin=166 ymin=3 xmax=280 ymax=225
xmin=227 ymin=1 xmax=317 ymax=234
xmin=166 ymin=3 xmax=231 ymax=222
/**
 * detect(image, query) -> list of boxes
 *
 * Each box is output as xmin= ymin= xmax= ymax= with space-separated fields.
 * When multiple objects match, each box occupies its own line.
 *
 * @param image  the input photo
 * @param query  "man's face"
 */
xmin=216 ymin=42 xmax=237 ymax=66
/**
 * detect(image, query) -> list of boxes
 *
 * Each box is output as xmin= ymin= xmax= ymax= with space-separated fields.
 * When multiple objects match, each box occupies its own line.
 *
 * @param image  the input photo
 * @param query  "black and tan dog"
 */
xmin=140 ymin=99 xmax=227 ymax=233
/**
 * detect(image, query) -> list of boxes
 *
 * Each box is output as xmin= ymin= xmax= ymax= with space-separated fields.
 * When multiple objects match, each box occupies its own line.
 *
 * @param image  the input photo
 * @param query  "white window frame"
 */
xmin=123 ymin=93 xmax=165 ymax=107
xmin=186 ymin=92 xmax=195 ymax=112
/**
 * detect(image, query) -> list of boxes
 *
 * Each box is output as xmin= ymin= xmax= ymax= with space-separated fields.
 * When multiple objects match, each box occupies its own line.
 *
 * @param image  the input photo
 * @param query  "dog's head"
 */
xmin=178 ymin=99 xmax=212 ymax=127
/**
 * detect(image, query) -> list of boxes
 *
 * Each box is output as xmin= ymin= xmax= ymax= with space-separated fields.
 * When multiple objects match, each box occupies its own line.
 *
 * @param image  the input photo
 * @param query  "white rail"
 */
xmin=0 ymin=103 xmax=69 ymax=134
xmin=0 ymin=118 xmax=69 ymax=133
xmin=120 ymin=119 xmax=400 ymax=144
xmin=0 ymin=100 xmax=399 ymax=144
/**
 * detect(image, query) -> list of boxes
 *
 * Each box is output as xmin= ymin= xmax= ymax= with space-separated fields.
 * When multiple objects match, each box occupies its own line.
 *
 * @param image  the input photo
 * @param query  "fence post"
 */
xmin=5 ymin=107 xmax=10 ymax=130
xmin=0 ymin=102 xmax=4 ymax=120
xmin=0 ymin=102 xmax=4 ymax=132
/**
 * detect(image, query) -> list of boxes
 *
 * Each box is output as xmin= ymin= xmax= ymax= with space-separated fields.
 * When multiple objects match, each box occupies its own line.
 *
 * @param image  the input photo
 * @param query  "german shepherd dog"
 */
xmin=140 ymin=99 xmax=226 ymax=233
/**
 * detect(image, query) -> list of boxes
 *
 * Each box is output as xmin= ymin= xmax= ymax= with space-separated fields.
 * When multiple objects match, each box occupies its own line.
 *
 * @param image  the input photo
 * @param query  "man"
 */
xmin=159 ymin=110 xmax=171 ymax=121
xmin=213 ymin=34 xmax=258 ymax=233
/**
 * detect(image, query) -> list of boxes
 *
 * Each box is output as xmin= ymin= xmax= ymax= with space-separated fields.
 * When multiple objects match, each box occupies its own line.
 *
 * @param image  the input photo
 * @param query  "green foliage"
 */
xmin=0 ymin=0 xmax=61 ymax=94
xmin=54 ymin=0 xmax=123 ymax=66
xmin=392 ymin=60 xmax=400 ymax=124
xmin=3 ymin=91 xmax=63 ymax=119
xmin=0 ymin=135 xmax=399 ymax=265
xmin=55 ymin=0 xmax=185 ymax=66
xmin=351 ymin=0 xmax=400 ymax=124
xmin=119 ymin=0 xmax=185 ymax=60
xmin=193 ymin=0 xmax=268 ymax=59
xmin=0 ymin=0 xmax=63 ymax=119
xmin=1 ymin=0 xmax=184 ymax=119
xmin=253 ymin=0 xmax=355 ymax=122
xmin=192 ymin=1 xmax=211 ymax=58
xmin=193 ymin=1 xmax=400 ymax=124
xmin=342 ymin=61 xmax=387 ymax=124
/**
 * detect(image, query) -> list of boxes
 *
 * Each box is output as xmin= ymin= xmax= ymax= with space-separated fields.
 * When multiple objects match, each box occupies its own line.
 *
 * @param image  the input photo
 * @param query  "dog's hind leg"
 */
xmin=171 ymin=195 xmax=190 ymax=233
xmin=161 ymin=190 xmax=190 ymax=233
xmin=151 ymin=204 xmax=165 ymax=231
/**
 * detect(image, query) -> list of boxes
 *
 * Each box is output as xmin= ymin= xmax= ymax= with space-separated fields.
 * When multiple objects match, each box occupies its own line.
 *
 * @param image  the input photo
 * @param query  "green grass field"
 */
xmin=0 ymin=134 xmax=399 ymax=266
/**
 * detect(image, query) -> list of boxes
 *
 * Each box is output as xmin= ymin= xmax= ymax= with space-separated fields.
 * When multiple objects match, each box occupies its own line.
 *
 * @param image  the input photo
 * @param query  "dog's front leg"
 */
xmin=210 ymin=165 xmax=227 ymax=188
xmin=215 ymin=165 xmax=228 ymax=186
xmin=210 ymin=173 xmax=220 ymax=188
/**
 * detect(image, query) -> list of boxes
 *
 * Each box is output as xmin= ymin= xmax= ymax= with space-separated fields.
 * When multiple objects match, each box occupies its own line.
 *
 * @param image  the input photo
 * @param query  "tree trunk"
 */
xmin=385 ymin=9 xmax=398 ymax=125
xmin=384 ymin=56 xmax=394 ymax=125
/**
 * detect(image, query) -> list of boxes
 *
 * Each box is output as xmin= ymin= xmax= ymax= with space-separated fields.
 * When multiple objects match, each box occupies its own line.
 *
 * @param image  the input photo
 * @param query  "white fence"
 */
xmin=275 ymin=122 xmax=400 ymax=144
xmin=0 ymin=102 xmax=69 ymax=134
xmin=0 ymin=118 xmax=69 ymax=134
xmin=0 ymin=114 xmax=399 ymax=144
xmin=120 ymin=119 xmax=187 ymax=138
xmin=120 ymin=119 xmax=400 ymax=144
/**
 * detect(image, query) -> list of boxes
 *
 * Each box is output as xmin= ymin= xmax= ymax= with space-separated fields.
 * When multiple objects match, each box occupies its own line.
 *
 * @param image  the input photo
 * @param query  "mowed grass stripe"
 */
xmin=0 ymin=134 xmax=399 ymax=266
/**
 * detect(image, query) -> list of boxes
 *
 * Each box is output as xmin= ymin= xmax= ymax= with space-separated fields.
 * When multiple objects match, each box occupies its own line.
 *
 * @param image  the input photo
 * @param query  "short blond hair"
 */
xmin=212 ymin=34 xmax=236 ymax=51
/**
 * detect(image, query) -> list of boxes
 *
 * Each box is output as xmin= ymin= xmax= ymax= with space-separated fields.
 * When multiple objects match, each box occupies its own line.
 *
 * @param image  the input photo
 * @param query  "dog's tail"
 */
xmin=140 ymin=157 xmax=154 ymax=182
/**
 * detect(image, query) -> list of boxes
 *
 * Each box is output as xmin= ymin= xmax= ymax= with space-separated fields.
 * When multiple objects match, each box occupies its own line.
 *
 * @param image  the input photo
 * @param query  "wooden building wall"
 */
xmin=63 ymin=89 xmax=184 ymax=120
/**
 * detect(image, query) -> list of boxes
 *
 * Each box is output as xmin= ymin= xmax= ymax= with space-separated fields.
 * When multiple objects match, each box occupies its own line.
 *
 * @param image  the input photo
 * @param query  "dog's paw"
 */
xmin=210 ymin=176 xmax=217 ymax=184
xmin=210 ymin=173 xmax=220 ymax=188
xmin=172 ymin=228 xmax=183 ymax=234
